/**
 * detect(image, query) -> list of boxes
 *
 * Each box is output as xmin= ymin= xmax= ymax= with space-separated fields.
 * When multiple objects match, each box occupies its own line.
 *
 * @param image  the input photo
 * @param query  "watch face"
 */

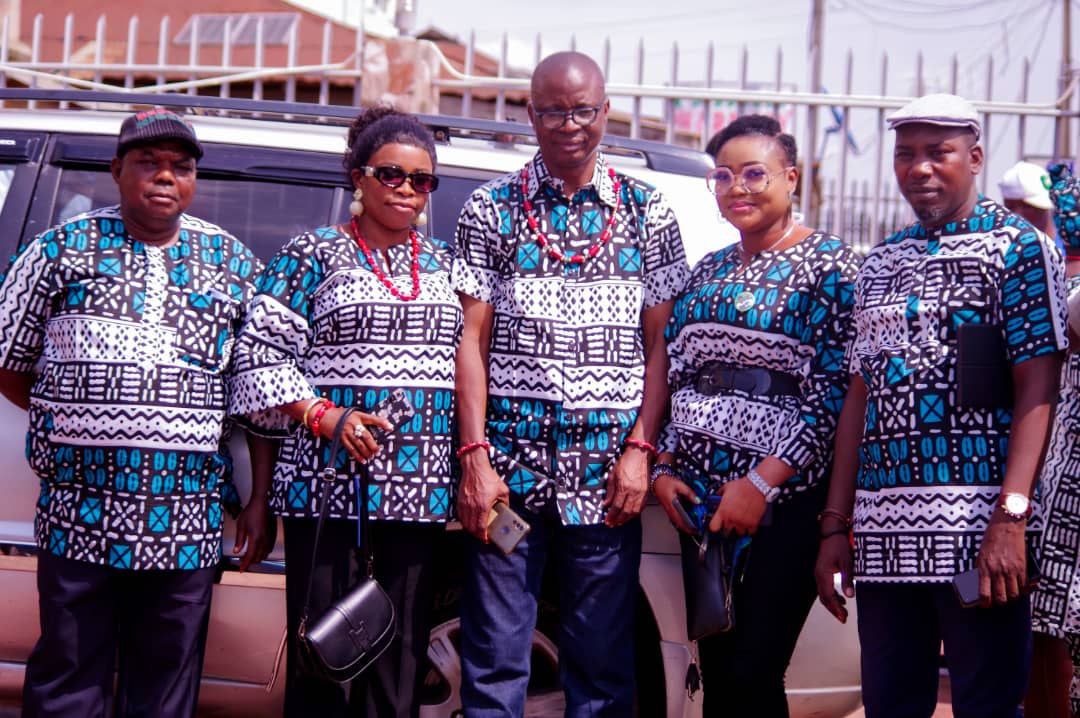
xmin=1004 ymin=494 xmax=1030 ymax=515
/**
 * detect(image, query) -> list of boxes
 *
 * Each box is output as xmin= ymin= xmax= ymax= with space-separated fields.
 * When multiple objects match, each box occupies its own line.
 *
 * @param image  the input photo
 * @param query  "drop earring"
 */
xmin=415 ymin=210 xmax=428 ymax=227
xmin=349 ymin=188 xmax=364 ymax=217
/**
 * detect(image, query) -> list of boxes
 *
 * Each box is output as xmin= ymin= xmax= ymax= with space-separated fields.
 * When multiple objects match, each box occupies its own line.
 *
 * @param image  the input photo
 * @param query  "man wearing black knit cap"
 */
xmin=2 ymin=108 xmax=274 ymax=717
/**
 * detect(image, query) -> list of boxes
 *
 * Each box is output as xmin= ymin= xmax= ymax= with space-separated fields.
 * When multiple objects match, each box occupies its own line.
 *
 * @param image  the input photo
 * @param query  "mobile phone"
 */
xmin=953 ymin=544 xmax=1042 ymax=608
xmin=672 ymin=498 xmax=699 ymax=534
xmin=952 ymin=567 xmax=981 ymax=608
xmin=365 ymin=389 xmax=416 ymax=444
xmin=487 ymin=501 xmax=531 ymax=555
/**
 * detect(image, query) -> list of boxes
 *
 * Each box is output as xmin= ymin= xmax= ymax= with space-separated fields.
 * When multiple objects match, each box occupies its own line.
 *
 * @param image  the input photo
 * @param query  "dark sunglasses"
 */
xmin=359 ymin=165 xmax=440 ymax=193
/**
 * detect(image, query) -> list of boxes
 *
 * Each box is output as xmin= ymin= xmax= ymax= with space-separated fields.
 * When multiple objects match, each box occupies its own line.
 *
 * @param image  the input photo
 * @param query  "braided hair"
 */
xmin=343 ymin=106 xmax=437 ymax=178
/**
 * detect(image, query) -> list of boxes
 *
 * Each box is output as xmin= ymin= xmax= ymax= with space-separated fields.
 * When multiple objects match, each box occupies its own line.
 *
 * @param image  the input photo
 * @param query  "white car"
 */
xmin=0 ymin=88 xmax=860 ymax=717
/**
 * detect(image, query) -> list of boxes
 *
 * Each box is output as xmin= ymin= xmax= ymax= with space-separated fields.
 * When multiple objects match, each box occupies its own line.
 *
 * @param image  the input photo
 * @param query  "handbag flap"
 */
xmin=305 ymin=578 xmax=396 ymax=672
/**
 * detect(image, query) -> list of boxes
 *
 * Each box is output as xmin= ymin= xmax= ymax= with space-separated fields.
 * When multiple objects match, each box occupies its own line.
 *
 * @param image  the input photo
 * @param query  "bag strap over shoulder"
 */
xmin=299 ymin=406 xmax=355 ymax=633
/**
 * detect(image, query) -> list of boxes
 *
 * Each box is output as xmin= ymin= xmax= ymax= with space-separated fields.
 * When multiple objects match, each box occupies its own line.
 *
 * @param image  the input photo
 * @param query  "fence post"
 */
xmin=352 ymin=12 xmax=364 ymax=107
xmin=870 ymin=52 xmax=888 ymax=247
xmin=30 ymin=14 xmax=42 ymax=107
xmin=666 ymin=42 xmax=678 ymax=145
xmin=736 ymin=45 xmax=748 ymax=116
xmin=1018 ymin=57 xmax=1030 ymax=160
xmin=61 ymin=14 xmax=74 ymax=107
xmin=187 ymin=14 xmax=199 ymax=96
xmin=157 ymin=17 xmax=169 ymax=90
xmin=836 ymin=50 xmax=853 ymax=241
xmin=631 ymin=38 xmax=643 ymax=140
xmin=773 ymin=45 xmax=783 ymax=119
xmin=1 ymin=15 xmax=9 ymax=106
xmin=703 ymin=42 xmax=714 ymax=151
xmin=222 ymin=17 xmax=233 ymax=100
xmin=461 ymin=30 xmax=474 ymax=117
xmin=981 ymin=55 xmax=993 ymax=195
xmin=254 ymin=16 xmax=265 ymax=102
xmin=495 ymin=32 xmax=507 ymax=122
xmin=125 ymin=17 xmax=138 ymax=91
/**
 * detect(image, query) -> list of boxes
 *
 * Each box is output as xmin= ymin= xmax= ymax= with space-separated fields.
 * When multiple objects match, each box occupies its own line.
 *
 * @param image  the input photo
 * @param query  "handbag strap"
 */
xmin=356 ymin=455 xmax=375 ymax=578
xmin=299 ymin=407 xmax=355 ymax=633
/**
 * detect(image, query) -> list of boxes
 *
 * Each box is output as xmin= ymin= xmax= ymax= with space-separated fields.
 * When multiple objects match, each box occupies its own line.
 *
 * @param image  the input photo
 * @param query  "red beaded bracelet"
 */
xmin=624 ymin=438 xmax=659 ymax=458
xmin=309 ymin=400 xmax=336 ymax=435
xmin=456 ymin=440 xmax=491 ymax=459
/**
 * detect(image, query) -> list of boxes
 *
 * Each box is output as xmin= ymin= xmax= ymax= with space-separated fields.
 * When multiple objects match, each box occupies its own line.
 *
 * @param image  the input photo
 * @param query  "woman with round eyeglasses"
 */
xmin=229 ymin=106 xmax=462 ymax=716
xmin=651 ymin=114 xmax=859 ymax=716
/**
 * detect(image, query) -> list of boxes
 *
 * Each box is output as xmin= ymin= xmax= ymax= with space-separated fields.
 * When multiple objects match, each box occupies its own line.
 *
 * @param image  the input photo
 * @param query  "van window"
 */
xmin=0 ymin=166 xmax=17 ymax=215
xmin=52 ymin=169 xmax=336 ymax=260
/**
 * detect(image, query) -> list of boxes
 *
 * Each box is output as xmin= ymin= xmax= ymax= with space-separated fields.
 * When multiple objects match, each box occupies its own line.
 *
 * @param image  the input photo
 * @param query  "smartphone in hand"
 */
xmin=487 ymin=501 xmax=531 ymax=555
xmin=366 ymin=389 xmax=416 ymax=444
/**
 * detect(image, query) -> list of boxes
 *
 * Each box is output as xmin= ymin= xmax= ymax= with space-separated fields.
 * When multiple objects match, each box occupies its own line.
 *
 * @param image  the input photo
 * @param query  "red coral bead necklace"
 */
xmin=520 ymin=164 xmax=623 ymax=266
xmin=349 ymin=215 xmax=422 ymax=301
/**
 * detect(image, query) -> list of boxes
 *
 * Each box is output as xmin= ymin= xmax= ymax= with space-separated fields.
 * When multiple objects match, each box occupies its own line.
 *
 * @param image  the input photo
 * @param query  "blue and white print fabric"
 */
xmin=230 ymin=226 xmax=462 ymax=522
xmin=0 ymin=206 xmax=260 ymax=570
xmin=453 ymin=152 xmax=689 ymax=526
xmin=850 ymin=196 xmax=1068 ymax=582
xmin=659 ymin=232 xmax=858 ymax=501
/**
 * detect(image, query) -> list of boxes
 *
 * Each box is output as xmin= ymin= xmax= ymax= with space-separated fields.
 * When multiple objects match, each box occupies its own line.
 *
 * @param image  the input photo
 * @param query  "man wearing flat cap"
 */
xmin=0 ymin=108 xmax=273 ymax=717
xmin=815 ymin=93 xmax=1067 ymax=716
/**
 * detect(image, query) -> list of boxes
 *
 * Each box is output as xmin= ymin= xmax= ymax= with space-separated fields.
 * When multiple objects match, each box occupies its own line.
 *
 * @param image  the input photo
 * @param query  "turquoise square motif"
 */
xmin=177 ymin=545 xmax=199 ymax=570
xmin=618 ymin=247 xmax=641 ymax=272
xmin=148 ymin=505 xmax=170 ymax=533
xmin=396 ymin=446 xmax=420 ymax=473
xmin=109 ymin=544 xmax=132 ymax=568
xmin=79 ymin=497 xmax=102 ymax=524
xmin=429 ymin=488 xmax=449 ymax=515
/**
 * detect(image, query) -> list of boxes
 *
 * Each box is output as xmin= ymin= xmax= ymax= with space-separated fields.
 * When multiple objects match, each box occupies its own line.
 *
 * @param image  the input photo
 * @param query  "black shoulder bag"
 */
xmin=296 ymin=408 xmax=396 ymax=683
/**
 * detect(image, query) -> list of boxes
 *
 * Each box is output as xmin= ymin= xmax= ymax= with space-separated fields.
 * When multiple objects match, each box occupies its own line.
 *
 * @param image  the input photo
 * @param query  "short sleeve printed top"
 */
xmin=453 ymin=152 xmax=689 ymax=525
xmin=850 ymin=197 xmax=1068 ymax=582
xmin=229 ymin=226 xmax=462 ymax=523
xmin=0 ymin=207 xmax=261 ymax=571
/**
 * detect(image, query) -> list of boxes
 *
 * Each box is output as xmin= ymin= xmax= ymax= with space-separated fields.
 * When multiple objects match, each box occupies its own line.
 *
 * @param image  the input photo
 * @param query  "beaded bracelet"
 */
xmin=818 ymin=508 xmax=853 ymax=528
xmin=308 ymin=400 xmax=336 ymax=435
xmin=649 ymin=463 xmax=680 ymax=493
xmin=456 ymin=440 xmax=492 ymax=459
xmin=301 ymin=397 xmax=328 ymax=428
xmin=624 ymin=438 xmax=659 ymax=459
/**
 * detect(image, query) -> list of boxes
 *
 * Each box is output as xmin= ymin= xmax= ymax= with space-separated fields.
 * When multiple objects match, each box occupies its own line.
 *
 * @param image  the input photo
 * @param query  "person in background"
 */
xmin=229 ymin=106 xmax=462 ymax=718
xmin=814 ymin=94 xmax=1067 ymax=718
xmin=0 ymin=109 xmax=272 ymax=718
xmin=453 ymin=51 xmax=688 ymax=715
xmin=999 ymin=160 xmax=1056 ymax=238
xmin=1028 ymin=162 xmax=1080 ymax=718
xmin=651 ymin=114 xmax=858 ymax=717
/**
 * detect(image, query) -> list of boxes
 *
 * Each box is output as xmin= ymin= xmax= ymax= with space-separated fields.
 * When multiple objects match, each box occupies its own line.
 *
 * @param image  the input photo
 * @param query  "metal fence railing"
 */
xmin=2 ymin=10 xmax=1078 ymax=246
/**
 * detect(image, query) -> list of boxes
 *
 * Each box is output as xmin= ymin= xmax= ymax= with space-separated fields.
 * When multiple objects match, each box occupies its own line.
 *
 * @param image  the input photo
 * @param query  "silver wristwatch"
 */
xmin=747 ymin=467 xmax=781 ymax=503
xmin=999 ymin=492 xmax=1032 ymax=521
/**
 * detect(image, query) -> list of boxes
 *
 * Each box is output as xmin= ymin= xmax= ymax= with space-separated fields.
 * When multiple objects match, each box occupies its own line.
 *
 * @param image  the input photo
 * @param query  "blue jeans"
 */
xmin=857 ymin=582 xmax=1031 ymax=718
xmin=460 ymin=509 xmax=642 ymax=717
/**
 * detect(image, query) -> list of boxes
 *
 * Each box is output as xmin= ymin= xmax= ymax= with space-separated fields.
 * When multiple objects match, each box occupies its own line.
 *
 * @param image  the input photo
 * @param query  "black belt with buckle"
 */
xmin=694 ymin=363 xmax=802 ymax=398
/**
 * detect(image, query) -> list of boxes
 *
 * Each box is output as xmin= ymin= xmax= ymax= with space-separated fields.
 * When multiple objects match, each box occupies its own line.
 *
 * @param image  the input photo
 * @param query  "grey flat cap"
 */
xmin=886 ymin=93 xmax=981 ymax=141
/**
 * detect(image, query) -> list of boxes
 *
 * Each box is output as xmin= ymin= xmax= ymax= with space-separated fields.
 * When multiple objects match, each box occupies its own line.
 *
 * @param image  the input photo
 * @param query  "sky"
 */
xmin=293 ymin=0 xmax=1079 ymax=197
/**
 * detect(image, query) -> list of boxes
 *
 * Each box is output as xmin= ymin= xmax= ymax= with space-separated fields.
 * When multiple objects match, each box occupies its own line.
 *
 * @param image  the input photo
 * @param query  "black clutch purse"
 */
xmin=956 ymin=323 xmax=1013 ymax=409
xmin=296 ymin=408 xmax=396 ymax=683
xmin=679 ymin=530 xmax=750 ymax=641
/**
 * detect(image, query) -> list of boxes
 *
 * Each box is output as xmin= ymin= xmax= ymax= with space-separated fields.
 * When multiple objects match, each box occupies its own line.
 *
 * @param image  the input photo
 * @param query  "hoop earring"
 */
xmin=349 ymin=188 xmax=364 ymax=217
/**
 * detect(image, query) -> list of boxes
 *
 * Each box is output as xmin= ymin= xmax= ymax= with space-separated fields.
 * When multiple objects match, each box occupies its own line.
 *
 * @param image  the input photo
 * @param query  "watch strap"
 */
xmin=747 ymin=467 xmax=780 ymax=503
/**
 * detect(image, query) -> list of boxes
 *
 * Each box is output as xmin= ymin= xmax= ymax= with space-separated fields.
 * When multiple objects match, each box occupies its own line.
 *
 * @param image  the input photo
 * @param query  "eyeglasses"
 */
xmin=705 ymin=165 xmax=792 ymax=196
xmin=533 ymin=105 xmax=604 ymax=131
xmin=359 ymin=165 xmax=440 ymax=193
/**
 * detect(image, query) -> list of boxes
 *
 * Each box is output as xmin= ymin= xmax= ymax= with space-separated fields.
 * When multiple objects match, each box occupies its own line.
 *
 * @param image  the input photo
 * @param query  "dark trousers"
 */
xmin=22 ymin=551 xmax=215 ymax=718
xmin=283 ymin=518 xmax=444 ymax=718
xmin=857 ymin=582 xmax=1032 ymax=718
xmin=459 ymin=510 xmax=642 ymax=718
xmin=696 ymin=491 xmax=822 ymax=718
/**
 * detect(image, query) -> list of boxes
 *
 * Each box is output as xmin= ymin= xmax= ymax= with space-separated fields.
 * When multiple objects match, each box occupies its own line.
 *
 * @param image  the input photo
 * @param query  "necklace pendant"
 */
xmin=734 ymin=290 xmax=756 ymax=312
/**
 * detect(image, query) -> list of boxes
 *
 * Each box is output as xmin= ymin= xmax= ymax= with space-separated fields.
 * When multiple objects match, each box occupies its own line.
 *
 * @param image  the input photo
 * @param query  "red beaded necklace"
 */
xmin=520 ymin=164 xmax=623 ymax=265
xmin=349 ymin=216 xmax=422 ymax=301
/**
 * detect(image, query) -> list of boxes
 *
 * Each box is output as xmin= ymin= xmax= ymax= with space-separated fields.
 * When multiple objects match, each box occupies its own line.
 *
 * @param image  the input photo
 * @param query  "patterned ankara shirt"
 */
xmin=659 ymin=232 xmax=858 ymax=501
xmin=230 ymin=226 xmax=462 ymax=522
xmin=0 ymin=207 xmax=260 ymax=571
xmin=454 ymin=152 xmax=689 ymax=525
xmin=850 ymin=197 xmax=1068 ymax=582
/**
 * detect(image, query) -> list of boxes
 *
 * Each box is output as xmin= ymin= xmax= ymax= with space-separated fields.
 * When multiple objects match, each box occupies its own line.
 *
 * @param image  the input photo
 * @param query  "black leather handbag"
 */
xmin=679 ymin=530 xmax=749 ymax=641
xmin=296 ymin=408 xmax=396 ymax=683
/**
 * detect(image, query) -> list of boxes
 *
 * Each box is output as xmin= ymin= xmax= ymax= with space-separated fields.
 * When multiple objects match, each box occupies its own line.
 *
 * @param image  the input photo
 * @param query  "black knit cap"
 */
xmin=116 ymin=108 xmax=204 ymax=160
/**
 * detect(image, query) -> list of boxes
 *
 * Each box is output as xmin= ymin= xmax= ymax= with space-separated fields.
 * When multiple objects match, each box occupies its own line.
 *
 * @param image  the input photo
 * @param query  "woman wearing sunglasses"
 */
xmin=229 ymin=106 xmax=462 ymax=716
xmin=651 ymin=114 xmax=859 ymax=716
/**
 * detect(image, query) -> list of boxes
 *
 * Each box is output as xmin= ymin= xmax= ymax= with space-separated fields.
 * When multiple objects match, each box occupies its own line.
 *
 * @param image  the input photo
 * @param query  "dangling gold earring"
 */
xmin=415 ymin=210 xmax=428 ymax=227
xmin=349 ymin=188 xmax=364 ymax=217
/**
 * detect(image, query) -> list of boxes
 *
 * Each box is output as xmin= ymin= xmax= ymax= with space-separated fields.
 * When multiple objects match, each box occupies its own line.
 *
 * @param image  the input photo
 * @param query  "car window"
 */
xmin=0 ymin=166 xmax=16 ymax=215
xmin=51 ymin=169 xmax=336 ymax=261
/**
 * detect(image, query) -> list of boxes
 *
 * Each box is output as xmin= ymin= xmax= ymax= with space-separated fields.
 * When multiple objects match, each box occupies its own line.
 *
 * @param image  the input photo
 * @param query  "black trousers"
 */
xmin=696 ymin=489 xmax=824 ymax=718
xmin=283 ymin=518 xmax=445 ymax=718
xmin=22 ymin=551 xmax=215 ymax=718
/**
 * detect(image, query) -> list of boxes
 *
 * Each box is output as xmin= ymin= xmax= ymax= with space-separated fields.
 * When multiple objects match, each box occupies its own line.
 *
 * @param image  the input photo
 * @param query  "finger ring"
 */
xmin=353 ymin=424 xmax=368 ymax=438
